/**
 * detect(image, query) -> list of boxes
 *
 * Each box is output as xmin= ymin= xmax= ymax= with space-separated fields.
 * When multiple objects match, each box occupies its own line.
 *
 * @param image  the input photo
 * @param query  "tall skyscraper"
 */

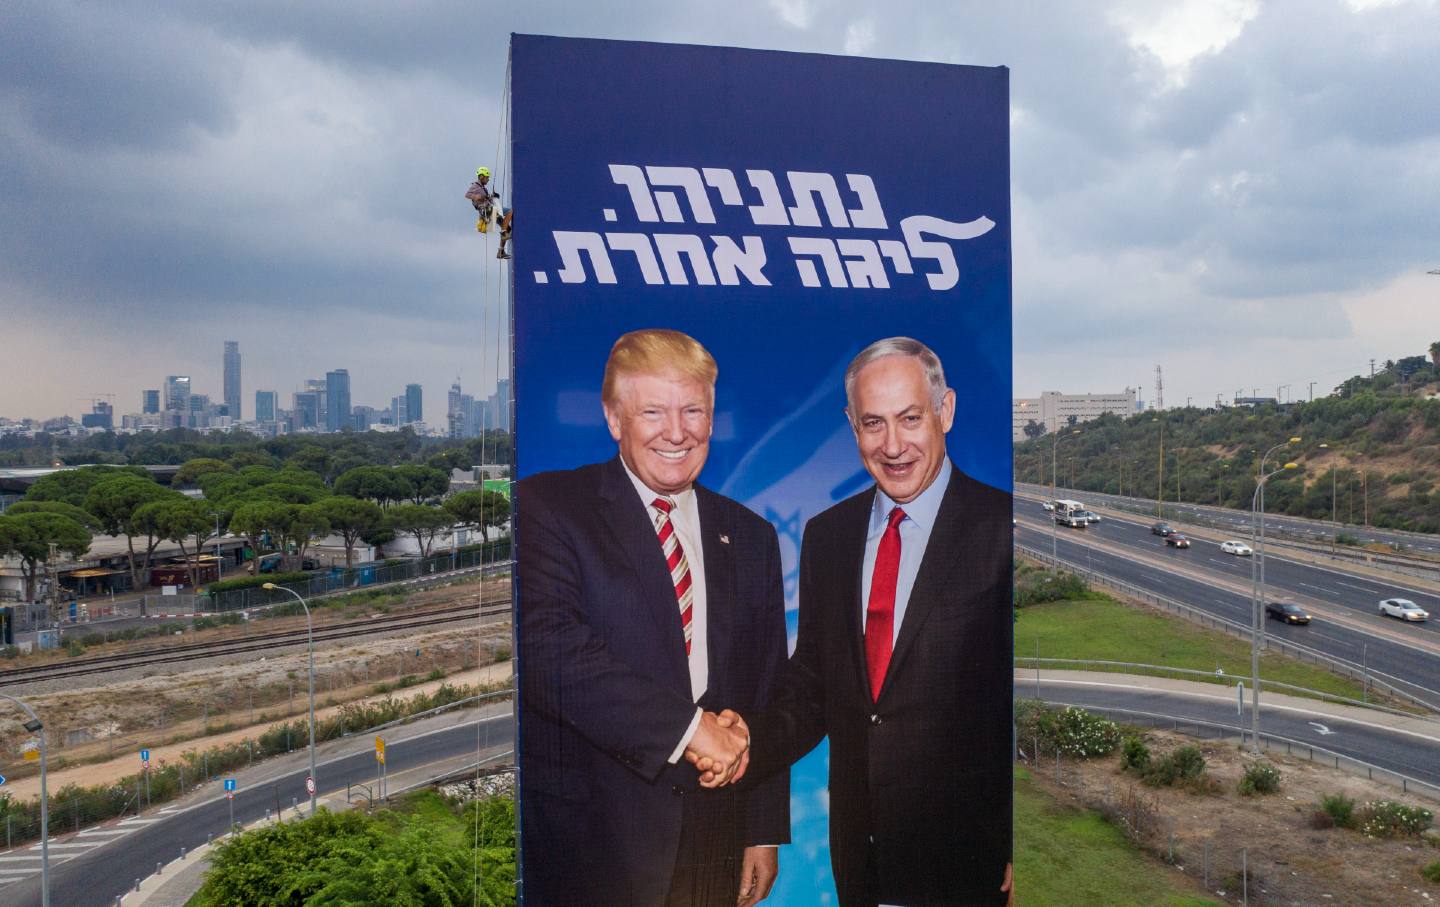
xmin=164 ymin=376 xmax=191 ymax=427
xmin=325 ymin=369 xmax=351 ymax=432
xmin=142 ymin=389 xmax=160 ymax=414
xmin=293 ymin=391 xmax=320 ymax=429
xmin=256 ymin=390 xmax=278 ymax=423
xmin=222 ymin=341 xmax=241 ymax=422
xmin=405 ymin=383 xmax=423 ymax=424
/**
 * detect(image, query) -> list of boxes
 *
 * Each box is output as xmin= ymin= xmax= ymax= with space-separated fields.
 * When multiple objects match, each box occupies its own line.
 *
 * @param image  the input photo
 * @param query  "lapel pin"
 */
xmin=719 ymin=534 xmax=730 ymax=545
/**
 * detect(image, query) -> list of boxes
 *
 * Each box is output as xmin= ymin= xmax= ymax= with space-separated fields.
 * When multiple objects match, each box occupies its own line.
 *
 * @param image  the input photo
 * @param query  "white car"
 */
xmin=1041 ymin=501 xmax=1056 ymax=512
xmin=1220 ymin=540 xmax=1253 ymax=556
xmin=1379 ymin=598 xmax=1430 ymax=621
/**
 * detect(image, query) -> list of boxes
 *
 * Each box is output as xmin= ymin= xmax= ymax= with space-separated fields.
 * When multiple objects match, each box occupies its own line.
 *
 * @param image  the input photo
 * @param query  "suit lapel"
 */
xmin=696 ymin=487 xmax=732 ymax=704
xmin=882 ymin=467 xmax=966 ymax=695
xmin=840 ymin=492 xmax=874 ymax=700
xmin=598 ymin=458 xmax=689 ymax=685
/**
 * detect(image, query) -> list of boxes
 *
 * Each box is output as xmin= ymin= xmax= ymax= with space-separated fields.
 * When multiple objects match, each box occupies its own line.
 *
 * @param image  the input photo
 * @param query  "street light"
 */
xmin=262 ymin=583 xmax=317 ymax=815
xmin=1248 ymin=436 xmax=1300 ymax=753
xmin=0 ymin=694 xmax=49 ymax=907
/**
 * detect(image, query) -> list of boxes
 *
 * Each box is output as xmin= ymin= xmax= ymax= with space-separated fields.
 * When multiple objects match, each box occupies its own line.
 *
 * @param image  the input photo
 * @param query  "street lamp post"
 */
xmin=1049 ymin=429 xmax=1080 ymax=560
xmin=262 ymin=583 xmax=317 ymax=815
xmin=1248 ymin=437 xmax=1300 ymax=753
xmin=0 ymin=694 xmax=48 ymax=907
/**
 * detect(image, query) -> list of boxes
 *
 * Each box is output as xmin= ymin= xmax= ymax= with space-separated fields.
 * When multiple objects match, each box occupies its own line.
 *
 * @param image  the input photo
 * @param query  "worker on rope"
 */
xmin=465 ymin=167 xmax=512 ymax=259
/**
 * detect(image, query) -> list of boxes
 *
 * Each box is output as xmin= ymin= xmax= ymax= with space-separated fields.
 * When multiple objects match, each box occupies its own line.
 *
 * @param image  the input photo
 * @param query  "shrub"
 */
xmin=1014 ymin=566 xmax=1098 ymax=608
xmin=1238 ymin=762 xmax=1281 ymax=796
xmin=1358 ymin=800 xmax=1434 ymax=839
xmin=64 ymin=638 xmax=86 ymax=657
xmin=1015 ymin=701 xmax=1121 ymax=759
xmin=1142 ymin=745 xmax=1207 ymax=788
xmin=206 ymin=572 xmax=310 ymax=595
xmin=1320 ymin=793 xmax=1356 ymax=829
xmin=1120 ymin=736 xmax=1150 ymax=773
xmin=1422 ymin=861 xmax=1440 ymax=884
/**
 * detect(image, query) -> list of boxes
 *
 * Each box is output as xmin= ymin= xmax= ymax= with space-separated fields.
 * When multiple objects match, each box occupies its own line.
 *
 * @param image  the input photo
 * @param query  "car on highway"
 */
xmin=1076 ymin=510 xmax=1102 ymax=524
xmin=1265 ymin=601 xmax=1312 ymax=625
xmin=1041 ymin=501 xmax=1056 ymax=511
xmin=1164 ymin=534 xmax=1191 ymax=548
xmin=1220 ymin=540 xmax=1253 ymax=556
xmin=1378 ymin=598 xmax=1430 ymax=621
xmin=1150 ymin=522 xmax=1174 ymax=536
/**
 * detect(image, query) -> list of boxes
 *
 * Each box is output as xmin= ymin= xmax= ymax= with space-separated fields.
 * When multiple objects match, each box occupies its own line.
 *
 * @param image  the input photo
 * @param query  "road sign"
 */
xmin=141 ymin=749 xmax=150 ymax=765
xmin=224 ymin=778 xmax=237 ymax=792
xmin=305 ymin=776 xmax=316 ymax=795
xmin=0 ymin=774 xmax=7 ymax=786
xmin=21 ymin=741 xmax=38 ymax=762
xmin=226 ymin=792 xmax=233 ymax=801
xmin=375 ymin=736 xmax=386 ymax=764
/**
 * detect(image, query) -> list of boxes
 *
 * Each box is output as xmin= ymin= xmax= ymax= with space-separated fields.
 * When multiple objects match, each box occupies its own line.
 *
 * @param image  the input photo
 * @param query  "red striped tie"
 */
xmin=652 ymin=497 xmax=694 ymax=656
xmin=865 ymin=507 xmax=905 ymax=702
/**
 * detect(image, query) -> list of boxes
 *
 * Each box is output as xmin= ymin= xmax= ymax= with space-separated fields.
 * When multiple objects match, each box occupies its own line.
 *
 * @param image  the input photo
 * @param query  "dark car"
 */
xmin=1164 ymin=534 xmax=1191 ymax=548
xmin=1150 ymin=522 xmax=1174 ymax=536
xmin=1265 ymin=602 xmax=1312 ymax=625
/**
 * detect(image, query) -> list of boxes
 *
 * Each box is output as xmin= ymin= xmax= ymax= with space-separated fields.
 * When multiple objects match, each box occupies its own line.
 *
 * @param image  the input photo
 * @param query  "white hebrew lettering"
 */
xmin=786 ymin=172 xmax=851 ymax=229
xmin=836 ymin=239 xmax=889 ymax=289
xmin=554 ymin=231 xmax=617 ymax=284
xmin=710 ymin=236 xmax=770 ymax=286
xmin=605 ymin=233 xmax=665 ymax=285
xmin=646 ymin=167 xmax=717 ymax=224
xmin=845 ymin=175 xmax=887 ymax=229
xmin=788 ymin=238 xmax=849 ymax=288
xmin=654 ymin=234 xmax=717 ymax=285
xmin=609 ymin=165 xmax=658 ymax=222
xmin=901 ymin=215 xmax=995 ymax=291
xmin=702 ymin=168 xmax=744 ymax=206
xmin=878 ymin=239 xmax=913 ymax=274
xmin=745 ymin=170 xmax=790 ymax=226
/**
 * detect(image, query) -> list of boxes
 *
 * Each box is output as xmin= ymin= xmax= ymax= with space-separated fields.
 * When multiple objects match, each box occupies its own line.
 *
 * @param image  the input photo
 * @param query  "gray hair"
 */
xmin=844 ymin=337 xmax=949 ymax=426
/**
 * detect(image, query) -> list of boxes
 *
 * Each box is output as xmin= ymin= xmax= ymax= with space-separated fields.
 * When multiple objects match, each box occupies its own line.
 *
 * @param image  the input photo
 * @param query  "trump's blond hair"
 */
xmin=602 ymin=329 xmax=718 ymax=406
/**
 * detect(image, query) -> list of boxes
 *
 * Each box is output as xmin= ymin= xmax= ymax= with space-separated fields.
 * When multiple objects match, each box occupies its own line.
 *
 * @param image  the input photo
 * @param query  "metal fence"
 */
xmin=202 ymin=541 xmax=511 ymax=612
xmin=1017 ymin=543 xmax=1440 ymax=715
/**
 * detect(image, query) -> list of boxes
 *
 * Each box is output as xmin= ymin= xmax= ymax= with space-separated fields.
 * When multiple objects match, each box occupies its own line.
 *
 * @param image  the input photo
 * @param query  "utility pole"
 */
xmin=46 ymin=543 xmax=59 ymax=628
xmin=1308 ymin=381 xmax=1316 ymax=402
xmin=1154 ymin=365 xmax=1164 ymax=411
xmin=1370 ymin=359 xmax=1376 ymax=378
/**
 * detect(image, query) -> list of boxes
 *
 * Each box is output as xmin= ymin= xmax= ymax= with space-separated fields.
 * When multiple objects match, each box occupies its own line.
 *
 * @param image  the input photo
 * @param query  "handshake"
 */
xmin=684 ymin=708 xmax=751 ymax=789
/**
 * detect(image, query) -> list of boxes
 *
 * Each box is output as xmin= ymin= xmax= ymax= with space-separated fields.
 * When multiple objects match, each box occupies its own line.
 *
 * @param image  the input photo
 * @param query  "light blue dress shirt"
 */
xmin=860 ymin=459 xmax=952 ymax=645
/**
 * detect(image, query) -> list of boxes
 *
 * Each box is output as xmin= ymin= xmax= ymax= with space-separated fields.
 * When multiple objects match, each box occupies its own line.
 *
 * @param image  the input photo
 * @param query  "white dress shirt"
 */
xmin=860 ymin=460 xmax=952 ymax=643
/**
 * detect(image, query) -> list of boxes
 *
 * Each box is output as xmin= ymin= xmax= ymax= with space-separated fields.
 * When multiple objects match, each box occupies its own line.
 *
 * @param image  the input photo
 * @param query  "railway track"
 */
xmin=0 ymin=599 xmax=514 ymax=685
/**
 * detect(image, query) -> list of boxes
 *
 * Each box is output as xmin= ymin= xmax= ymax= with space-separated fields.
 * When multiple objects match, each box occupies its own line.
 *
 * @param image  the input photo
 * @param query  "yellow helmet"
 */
xmin=476 ymin=167 xmax=491 ymax=179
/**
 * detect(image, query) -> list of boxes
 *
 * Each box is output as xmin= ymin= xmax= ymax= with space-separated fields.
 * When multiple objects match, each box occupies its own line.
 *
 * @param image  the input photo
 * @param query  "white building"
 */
xmin=1013 ymin=389 xmax=1139 ymax=440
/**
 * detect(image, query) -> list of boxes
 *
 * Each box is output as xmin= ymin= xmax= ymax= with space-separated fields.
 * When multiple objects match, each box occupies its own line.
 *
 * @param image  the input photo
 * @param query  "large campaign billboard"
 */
xmin=512 ymin=34 xmax=1012 ymax=905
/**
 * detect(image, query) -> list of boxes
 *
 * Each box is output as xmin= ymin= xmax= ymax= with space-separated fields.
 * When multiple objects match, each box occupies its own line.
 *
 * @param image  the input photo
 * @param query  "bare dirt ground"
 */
xmin=1 ymin=576 xmax=513 ymax=797
xmin=1031 ymin=728 xmax=1440 ymax=905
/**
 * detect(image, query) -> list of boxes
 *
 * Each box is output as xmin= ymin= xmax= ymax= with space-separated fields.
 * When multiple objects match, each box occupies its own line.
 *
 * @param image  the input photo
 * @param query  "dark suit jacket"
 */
xmin=516 ymin=457 xmax=790 ymax=906
xmin=753 ymin=467 xmax=1013 ymax=907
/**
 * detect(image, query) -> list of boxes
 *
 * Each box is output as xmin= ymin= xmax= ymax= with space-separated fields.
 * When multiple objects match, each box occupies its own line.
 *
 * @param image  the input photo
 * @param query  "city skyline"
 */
xmin=2 ymin=2 xmax=1437 ymax=419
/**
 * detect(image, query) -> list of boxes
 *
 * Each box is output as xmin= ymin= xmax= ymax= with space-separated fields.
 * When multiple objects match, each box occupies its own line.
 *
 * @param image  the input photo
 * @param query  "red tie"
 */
xmin=865 ymin=507 xmax=905 ymax=702
xmin=652 ymin=498 xmax=694 ymax=656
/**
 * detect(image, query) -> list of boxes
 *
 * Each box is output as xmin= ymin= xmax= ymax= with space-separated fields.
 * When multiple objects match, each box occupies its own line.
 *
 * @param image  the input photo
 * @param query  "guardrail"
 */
xmin=1017 ymin=543 xmax=1440 ymax=715
xmin=1037 ymin=698 xmax=1440 ymax=804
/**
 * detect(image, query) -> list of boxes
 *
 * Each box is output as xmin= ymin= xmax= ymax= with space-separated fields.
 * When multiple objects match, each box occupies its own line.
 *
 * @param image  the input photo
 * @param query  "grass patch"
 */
xmin=1015 ymin=765 xmax=1221 ymax=906
xmin=1016 ymin=595 xmax=1375 ymax=703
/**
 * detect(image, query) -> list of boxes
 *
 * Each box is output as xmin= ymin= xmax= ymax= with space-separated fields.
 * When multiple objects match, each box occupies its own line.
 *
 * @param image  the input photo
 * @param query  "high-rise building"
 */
xmin=142 ymin=389 xmax=160 ymax=414
xmin=81 ymin=401 xmax=114 ymax=430
xmin=293 ymin=391 xmax=320 ymax=429
xmin=494 ymin=378 xmax=511 ymax=431
xmin=352 ymin=405 xmax=377 ymax=431
xmin=405 ymin=383 xmax=423 ymax=425
xmin=325 ymin=369 xmax=351 ymax=433
xmin=223 ymin=341 xmax=241 ymax=422
xmin=390 ymin=395 xmax=407 ymax=425
xmin=256 ymin=390 xmax=278 ymax=423
xmin=164 ymin=376 xmax=191 ymax=416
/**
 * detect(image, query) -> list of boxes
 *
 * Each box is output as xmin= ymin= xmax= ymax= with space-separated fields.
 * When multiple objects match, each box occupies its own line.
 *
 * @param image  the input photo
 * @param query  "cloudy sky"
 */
xmin=3 ymin=0 xmax=1438 ymax=421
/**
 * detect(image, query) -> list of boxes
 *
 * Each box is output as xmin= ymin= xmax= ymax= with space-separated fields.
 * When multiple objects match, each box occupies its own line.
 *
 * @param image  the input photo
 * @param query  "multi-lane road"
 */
xmin=0 ymin=706 xmax=514 ymax=907
xmin=1015 ymin=494 xmax=1440 ymax=709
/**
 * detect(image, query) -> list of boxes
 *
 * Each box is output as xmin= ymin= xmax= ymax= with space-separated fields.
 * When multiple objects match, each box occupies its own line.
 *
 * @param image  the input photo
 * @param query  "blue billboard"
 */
xmin=512 ymin=34 xmax=1011 ymax=906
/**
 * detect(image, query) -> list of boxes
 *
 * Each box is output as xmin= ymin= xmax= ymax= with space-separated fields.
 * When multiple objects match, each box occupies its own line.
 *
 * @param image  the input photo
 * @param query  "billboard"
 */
xmin=512 ymin=34 xmax=1012 ymax=906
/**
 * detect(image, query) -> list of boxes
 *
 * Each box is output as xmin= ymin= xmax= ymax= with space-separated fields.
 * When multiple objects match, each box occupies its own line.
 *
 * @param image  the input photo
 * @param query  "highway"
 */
xmin=0 ymin=705 xmax=514 ymax=907
xmin=1020 ymin=481 xmax=1440 ymax=556
xmin=1014 ymin=501 xmax=1440 ymax=708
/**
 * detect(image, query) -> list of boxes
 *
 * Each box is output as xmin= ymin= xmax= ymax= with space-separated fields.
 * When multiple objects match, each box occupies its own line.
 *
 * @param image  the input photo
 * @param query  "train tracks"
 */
xmin=0 ymin=599 xmax=514 ymax=685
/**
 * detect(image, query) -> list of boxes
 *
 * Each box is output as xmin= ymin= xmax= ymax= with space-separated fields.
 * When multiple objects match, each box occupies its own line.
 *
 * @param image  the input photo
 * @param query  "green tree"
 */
xmin=334 ymin=466 xmax=411 ymax=508
xmin=443 ymin=489 xmax=510 ymax=543
xmin=0 ymin=511 xmax=92 ymax=601
xmin=395 ymin=464 xmax=451 ymax=504
xmin=172 ymin=458 xmax=233 ymax=488
xmin=308 ymin=497 xmax=384 ymax=568
xmin=387 ymin=504 xmax=452 ymax=557
xmin=82 ymin=476 xmax=179 ymax=588
xmin=3 ymin=500 xmax=103 ymax=532
xmin=229 ymin=499 xmax=292 ymax=575
xmin=24 ymin=465 xmax=147 ymax=507
xmin=140 ymin=498 xmax=219 ymax=588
